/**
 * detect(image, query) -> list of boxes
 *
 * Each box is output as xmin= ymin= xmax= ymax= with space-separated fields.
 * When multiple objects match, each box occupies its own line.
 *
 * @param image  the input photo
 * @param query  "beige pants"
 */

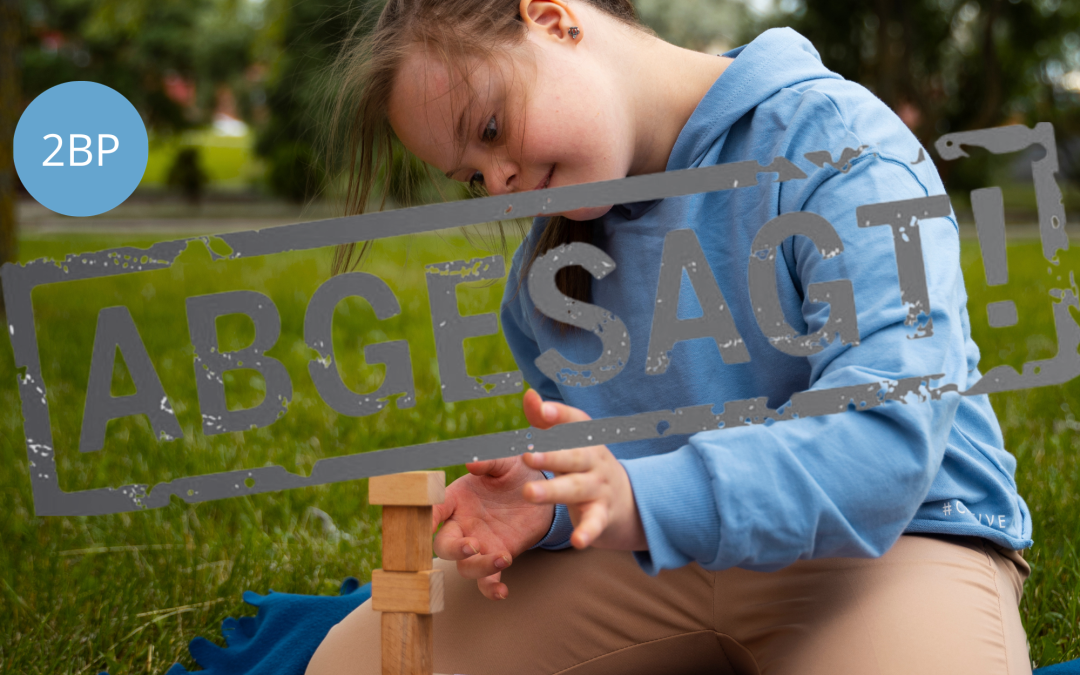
xmin=307 ymin=534 xmax=1032 ymax=675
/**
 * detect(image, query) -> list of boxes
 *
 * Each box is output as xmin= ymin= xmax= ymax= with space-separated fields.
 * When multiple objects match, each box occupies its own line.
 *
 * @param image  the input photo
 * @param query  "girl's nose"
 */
xmin=482 ymin=157 xmax=519 ymax=196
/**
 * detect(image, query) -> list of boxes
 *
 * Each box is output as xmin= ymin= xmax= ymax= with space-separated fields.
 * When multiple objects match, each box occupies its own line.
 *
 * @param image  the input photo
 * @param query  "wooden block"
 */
xmin=382 ymin=506 xmax=433 ymax=571
xmin=370 ymin=471 xmax=446 ymax=506
xmin=381 ymin=612 xmax=432 ymax=675
xmin=372 ymin=569 xmax=445 ymax=614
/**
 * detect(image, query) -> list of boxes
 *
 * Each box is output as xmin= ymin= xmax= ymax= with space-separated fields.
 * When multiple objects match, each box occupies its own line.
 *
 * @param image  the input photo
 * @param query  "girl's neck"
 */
xmin=589 ymin=13 xmax=733 ymax=177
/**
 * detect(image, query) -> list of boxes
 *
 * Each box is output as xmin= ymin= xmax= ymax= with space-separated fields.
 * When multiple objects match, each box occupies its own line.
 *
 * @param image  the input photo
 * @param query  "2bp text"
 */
xmin=42 ymin=133 xmax=120 ymax=167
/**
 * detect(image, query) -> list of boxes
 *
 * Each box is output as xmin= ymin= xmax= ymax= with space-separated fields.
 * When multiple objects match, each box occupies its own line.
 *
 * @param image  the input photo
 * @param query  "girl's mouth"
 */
xmin=534 ymin=165 xmax=554 ymax=191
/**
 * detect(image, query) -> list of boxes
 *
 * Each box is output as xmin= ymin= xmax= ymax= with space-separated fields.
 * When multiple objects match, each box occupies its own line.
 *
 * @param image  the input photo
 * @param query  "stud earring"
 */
xmin=568 ymin=26 xmax=580 ymax=40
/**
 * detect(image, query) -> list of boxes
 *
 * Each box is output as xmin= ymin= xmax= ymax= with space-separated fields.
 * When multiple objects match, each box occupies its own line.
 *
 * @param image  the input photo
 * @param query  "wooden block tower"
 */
xmin=369 ymin=471 xmax=446 ymax=675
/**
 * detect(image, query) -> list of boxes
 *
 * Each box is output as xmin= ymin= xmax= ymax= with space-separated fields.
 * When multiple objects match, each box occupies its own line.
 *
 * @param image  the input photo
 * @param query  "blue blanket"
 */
xmin=99 ymin=578 xmax=1078 ymax=675
xmin=163 ymin=578 xmax=371 ymax=675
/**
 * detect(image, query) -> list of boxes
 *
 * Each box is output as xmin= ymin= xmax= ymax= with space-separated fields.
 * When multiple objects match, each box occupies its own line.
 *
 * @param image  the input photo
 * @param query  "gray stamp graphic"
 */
xmin=3 ymin=126 xmax=1077 ymax=516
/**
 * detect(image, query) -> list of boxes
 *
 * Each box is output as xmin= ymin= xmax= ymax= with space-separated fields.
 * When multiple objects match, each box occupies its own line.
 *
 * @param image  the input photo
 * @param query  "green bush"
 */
xmin=267 ymin=142 xmax=325 ymax=203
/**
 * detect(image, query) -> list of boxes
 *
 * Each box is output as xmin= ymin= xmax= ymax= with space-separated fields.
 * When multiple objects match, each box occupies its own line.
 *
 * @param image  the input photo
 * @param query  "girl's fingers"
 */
xmin=431 ymin=483 xmax=465 ymax=532
xmin=522 ymin=389 xmax=592 ymax=429
xmin=455 ymin=550 xmax=513 ymax=580
xmin=465 ymin=459 xmax=496 ymax=475
xmin=465 ymin=456 xmax=517 ymax=478
xmin=521 ymin=390 xmax=558 ymax=429
xmin=431 ymin=500 xmax=453 ymax=532
xmin=521 ymin=389 xmax=550 ymax=429
xmin=571 ymin=501 xmax=610 ymax=549
xmin=525 ymin=447 xmax=601 ymax=474
xmin=476 ymin=571 xmax=508 ymax=601
xmin=432 ymin=522 xmax=472 ymax=560
xmin=436 ymin=536 xmax=482 ymax=562
xmin=524 ymin=471 xmax=601 ymax=504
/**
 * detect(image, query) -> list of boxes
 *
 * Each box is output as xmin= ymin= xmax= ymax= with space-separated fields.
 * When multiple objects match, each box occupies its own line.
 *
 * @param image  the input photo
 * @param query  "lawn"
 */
xmin=140 ymin=129 xmax=264 ymax=191
xmin=0 ymin=223 xmax=1078 ymax=673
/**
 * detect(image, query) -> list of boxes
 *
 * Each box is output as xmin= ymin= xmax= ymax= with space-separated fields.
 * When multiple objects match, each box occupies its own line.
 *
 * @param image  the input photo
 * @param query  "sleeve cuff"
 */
xmin=530 ymin=470 xmax=575 ymax=550
xmin=621 ymin=445 xmax=722 ymax=575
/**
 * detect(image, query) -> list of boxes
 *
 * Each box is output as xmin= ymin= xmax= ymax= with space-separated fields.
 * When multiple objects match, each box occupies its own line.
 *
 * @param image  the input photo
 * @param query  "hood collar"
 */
xmin=666 ymin=27 xmax=838 ymax=172
xmin=609 ymin=28 xmax=836 ymax=223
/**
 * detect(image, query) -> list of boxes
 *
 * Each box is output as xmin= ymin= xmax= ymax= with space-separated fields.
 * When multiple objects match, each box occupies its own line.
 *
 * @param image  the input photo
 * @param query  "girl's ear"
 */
xmin=519 ymin=0 xmax=581 ymax=44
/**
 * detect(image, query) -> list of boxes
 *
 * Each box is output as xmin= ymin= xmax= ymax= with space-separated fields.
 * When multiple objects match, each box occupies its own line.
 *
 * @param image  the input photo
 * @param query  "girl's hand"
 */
xmin=519 ymin=389 xmax=648 ymax=552
xmin=431 ymin=454 xmax=554 ymax=601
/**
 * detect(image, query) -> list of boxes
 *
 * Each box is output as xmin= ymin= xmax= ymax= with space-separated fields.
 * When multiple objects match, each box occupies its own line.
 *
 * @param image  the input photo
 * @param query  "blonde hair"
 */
xmin=323 ymin=0 xmax=654 ymax=313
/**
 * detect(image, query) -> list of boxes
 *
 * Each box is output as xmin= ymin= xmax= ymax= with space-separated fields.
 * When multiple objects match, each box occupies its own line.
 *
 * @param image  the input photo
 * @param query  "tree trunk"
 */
xmin=0 ymin=0 xmax=21 ymax=317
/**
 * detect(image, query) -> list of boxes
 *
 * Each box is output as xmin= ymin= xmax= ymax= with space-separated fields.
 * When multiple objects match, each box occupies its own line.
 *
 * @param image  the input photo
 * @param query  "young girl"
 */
xmin=308 ymin=1 xmax=1033 ymax=673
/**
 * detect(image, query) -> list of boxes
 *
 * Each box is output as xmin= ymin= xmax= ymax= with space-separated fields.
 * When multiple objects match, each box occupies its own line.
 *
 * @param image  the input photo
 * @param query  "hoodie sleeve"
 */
xmin=499 ymin=233 xmax=576 ymax=551
xmin=621 ymin=147 xmax=972 ymax=575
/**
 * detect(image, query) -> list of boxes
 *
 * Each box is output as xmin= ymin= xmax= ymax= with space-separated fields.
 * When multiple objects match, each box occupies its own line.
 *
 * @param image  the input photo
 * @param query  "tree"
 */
xmin=20 ymin=0 xmax=213 ymax=133
xmin=0 ymin=0 xmax=21 ymax=317
xmin=254 ymin=0 xmax=375 ymax=203
xmin=191 ymin=0 xmax=259 ymax=120
xmin=753 ymin=0 xmax=1080 ymax=191
xmin=635 ymin=0 xmax=752 ymax=53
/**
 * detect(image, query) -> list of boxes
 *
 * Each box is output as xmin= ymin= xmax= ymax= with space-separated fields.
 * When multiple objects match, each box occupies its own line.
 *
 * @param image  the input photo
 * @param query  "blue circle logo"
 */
xmin=14 ymin=81 xmax=149 ymax=217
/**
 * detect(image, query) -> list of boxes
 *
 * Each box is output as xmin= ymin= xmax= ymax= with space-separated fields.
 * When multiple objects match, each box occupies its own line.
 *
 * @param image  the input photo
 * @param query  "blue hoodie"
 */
xmin=499 ymin=27 xmax=1033 ymax=575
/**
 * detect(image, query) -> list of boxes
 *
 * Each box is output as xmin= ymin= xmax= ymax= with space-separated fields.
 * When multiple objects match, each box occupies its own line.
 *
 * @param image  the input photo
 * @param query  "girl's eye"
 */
xmin=482 ymin=115 xmax=498 ymax=142
xmin=465 ymin=116 xmax=498 ymax=187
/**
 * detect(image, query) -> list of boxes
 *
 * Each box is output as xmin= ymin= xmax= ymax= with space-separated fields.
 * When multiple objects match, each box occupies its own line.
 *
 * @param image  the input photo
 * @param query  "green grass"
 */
xmin=1 ymin=227 xmax=1078 ymax=673
xmin=141 ymin=130 xmax=264 ymax=190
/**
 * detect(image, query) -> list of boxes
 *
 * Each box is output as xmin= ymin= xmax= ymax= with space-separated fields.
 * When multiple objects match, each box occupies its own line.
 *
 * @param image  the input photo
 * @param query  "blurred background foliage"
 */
xmin=8 ymin=0 xmax=1080 ymax=209
xmin=757 ymin=0 xmax=1080 ymax=194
